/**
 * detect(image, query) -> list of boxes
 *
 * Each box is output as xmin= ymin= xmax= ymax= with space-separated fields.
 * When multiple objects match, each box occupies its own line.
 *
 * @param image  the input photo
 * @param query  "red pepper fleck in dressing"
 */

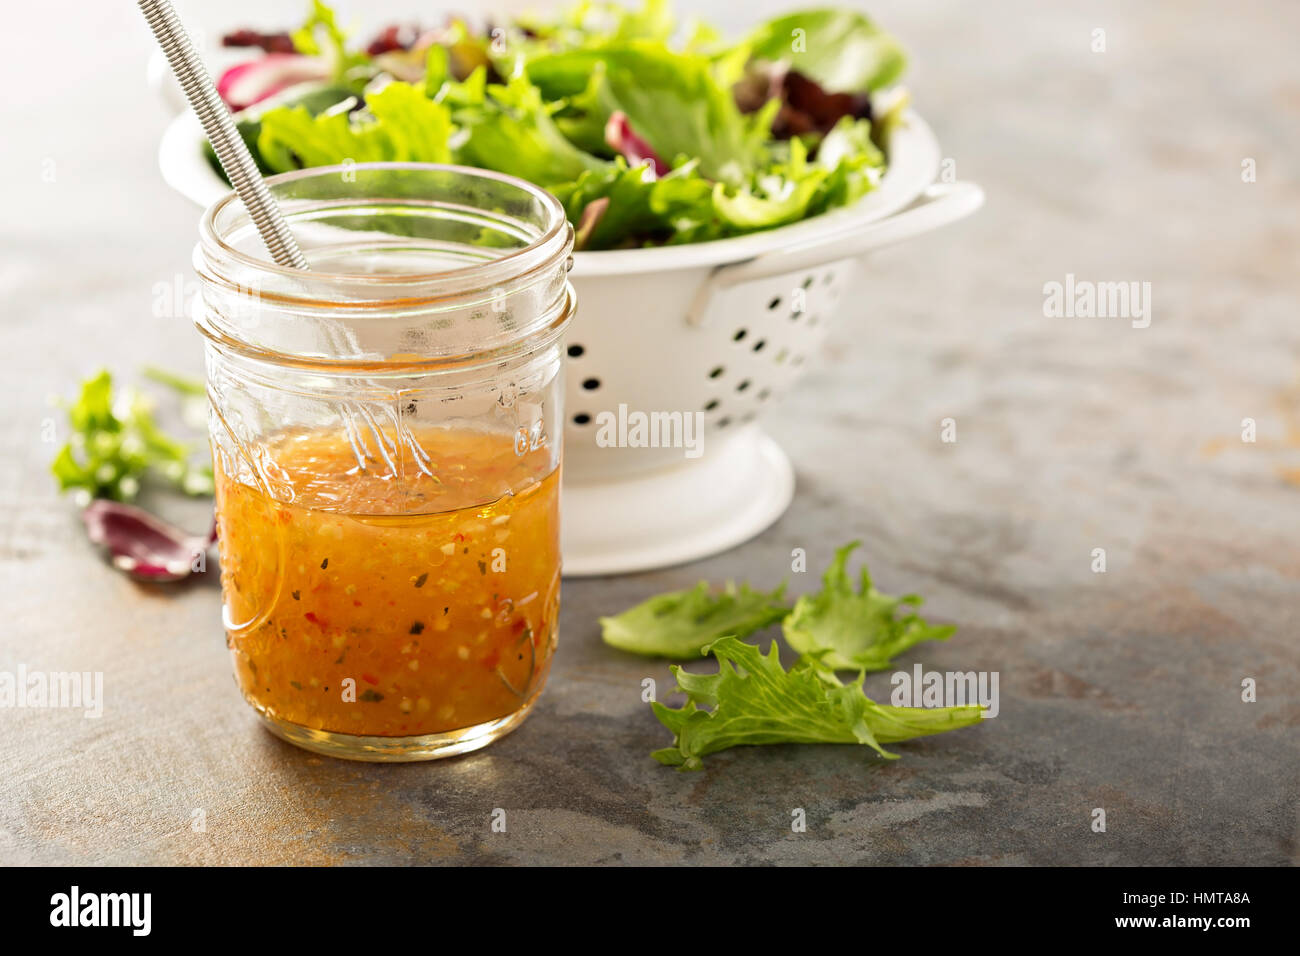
xmin=215 ymin=427 xmax=560 ymax=737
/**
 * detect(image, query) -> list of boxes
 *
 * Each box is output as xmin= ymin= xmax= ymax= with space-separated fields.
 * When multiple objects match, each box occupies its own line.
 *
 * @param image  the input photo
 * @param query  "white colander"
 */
xmin=158 ymin=109 xmax=982 ymax=575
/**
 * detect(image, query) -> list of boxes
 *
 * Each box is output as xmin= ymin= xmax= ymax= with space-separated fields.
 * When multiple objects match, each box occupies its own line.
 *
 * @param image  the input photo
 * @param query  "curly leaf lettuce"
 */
xmin=743 ymin=8 xmax=906 ymax=93
xmin=600 ymin=581 xmax=788 ymax=658
xmin=51 ymin=370 xmax=213 ymax=503
xmin=652 ymin=637 xmax=983 ymax=769
xmin=551 ymin=158 xmax=717 ymax=249
xmin=513 ymin=0 xmax=677 ymax=55
xmin=526 ymin=43 xmax=772 ymax=184
xmin=291 ymin=0 xmax=370 ymax=87
xmin=449 ymin=73 xmax=610 ymax=186
xmin=257 ymin=81 xmax=452 ymax=171
xmin=783 ymin=541 xmax=955 ymax=672
xmin=236 ymin=1 xmax=899 ymax=248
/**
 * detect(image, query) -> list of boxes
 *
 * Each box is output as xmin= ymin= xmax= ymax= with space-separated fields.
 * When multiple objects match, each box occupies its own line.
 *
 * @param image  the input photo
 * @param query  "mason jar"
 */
xmin=193 ymin=163 xmax=574 ymax=761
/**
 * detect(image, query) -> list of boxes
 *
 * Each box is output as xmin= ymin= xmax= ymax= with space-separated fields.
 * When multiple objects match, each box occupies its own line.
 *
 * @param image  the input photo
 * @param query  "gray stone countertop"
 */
xmin=0 ymin=0 xmax=1296 ymax=864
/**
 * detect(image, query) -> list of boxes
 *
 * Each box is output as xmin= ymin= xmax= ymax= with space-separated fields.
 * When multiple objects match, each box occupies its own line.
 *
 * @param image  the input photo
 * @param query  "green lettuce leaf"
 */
xmin=743 ymin=8 xmax=906 ymax=93
xmin=550 ymin=119 xmax=884 ymax=248
xmin=449 ymin=73 xmax=609 ymax=186
xmin=808 ymin=116 xmax=885 ymax=212
xmin=526 ymin=43 xmax=768 ymax=183
xmin=783 ymin=541 xmax=956 ymax=672
xmin=551 ymin=158 xmax=717 ymax=249
xmin=600 ymin=581 xmax=789 ymax=658
xmin=712 ymin=134 xmax=824 ymax=229
xmin=548 ymin=64 xmax=619 ymax=158
xmin=208 ymin=84 xmax=357 ymax=180
xmin=256 ymin=81 xmax=452 ymax=172
xmin=51 ymin=370 xmax=212 ymax=502
xmin=238 ymin=1 xmax=905 ymax=249
xmin=291 ymin=0 xmax=370 ymax=86
xmin=423 ymin=43 xmax=450 ymax=96
xmin=513 ymin=0 xmax=677 ymax=51
xmin=652 ymin=637 xmax=983 ymax=769
xmin=710 ymin=124 xmax=882 ymax=231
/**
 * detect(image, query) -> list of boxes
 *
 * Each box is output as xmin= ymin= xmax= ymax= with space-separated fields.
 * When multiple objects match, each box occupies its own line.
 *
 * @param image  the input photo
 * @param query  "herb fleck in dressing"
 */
xmin=216 ymin=427 xmax=560 ymax=737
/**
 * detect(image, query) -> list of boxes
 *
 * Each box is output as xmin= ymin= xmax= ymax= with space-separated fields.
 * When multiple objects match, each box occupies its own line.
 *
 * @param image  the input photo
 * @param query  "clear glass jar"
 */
xmin=194 ymin=163 xmax=574 ymax=761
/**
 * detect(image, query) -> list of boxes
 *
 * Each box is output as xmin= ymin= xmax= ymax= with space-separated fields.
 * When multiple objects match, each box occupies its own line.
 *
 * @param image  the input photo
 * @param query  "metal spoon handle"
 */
xmin=138 ymin=0 xmax=309 ymax=270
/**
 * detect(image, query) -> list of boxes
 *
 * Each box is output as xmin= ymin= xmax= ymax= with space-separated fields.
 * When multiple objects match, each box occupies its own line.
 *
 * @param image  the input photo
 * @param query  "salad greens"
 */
xmin=743 ymin=9 xmax=905 ymax=94
xmin=600 ymin=581 xmax=789 ymax=658
xmin=600 ymin=541 xmax=952 ymax=668
xmin=601 ymin=544 xmax=981 ymax=768
xmin=522 ymin=44 xmax=774 ymax=183
xmin=290 ymin=0 xmax=370 ymax=85
xmin=216 ymin=0 xmax=905 ymax=249
xmin=783 ymin=540 xmax=955 ymax=671
xmin=51 ymin=369 xmax=213 ymax=503
xmin=652 ymin=638 xmax=983 ymax=770
xmin=258 ymin=81 xmax=452 ymax=170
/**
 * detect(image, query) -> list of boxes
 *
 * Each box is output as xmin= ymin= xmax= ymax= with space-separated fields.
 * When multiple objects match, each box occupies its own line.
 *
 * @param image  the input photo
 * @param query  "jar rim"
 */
xmin=194 ymin=162 xmax=575 ymax=369
xmin=197 ymin=284 xmax=576 ymax=373
xmin=198 ymin=161 xmax=571 ymax=291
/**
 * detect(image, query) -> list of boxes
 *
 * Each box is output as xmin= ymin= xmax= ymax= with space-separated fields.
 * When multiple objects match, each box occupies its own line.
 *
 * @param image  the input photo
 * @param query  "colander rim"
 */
xmin=161 ymin=105 xmax=940 ymax=277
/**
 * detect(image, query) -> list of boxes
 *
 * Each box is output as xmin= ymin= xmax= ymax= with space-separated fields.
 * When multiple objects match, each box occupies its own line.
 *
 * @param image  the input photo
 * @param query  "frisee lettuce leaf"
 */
xmin=449 ymin=73 xmax=610 ymax=186
xmin=742 ymin=8 xmax=906 ymax=93
xmin=526 ymin=43 xmax=769 ymax=184
xmin=783 ymin=541 xmax=955 ymax=672
xmin=257 ymin=81 xmax=452 ymax=171
xmin=511 ymin=0 xmax=678 ymax=60
xmin=601 ymin=581 xmax=789 ymax=658
xmin=291 ymin=0 xmax=370 ymax=87
xmin=51 ymin=370 xmax=213 ymax=503
xmin=600 ymin=543 xmax=982 ymax=769
xmin=652 ymin=637 xmax=983 ymax=770
xmin=550 ymin=158 xmax=719 ymax=249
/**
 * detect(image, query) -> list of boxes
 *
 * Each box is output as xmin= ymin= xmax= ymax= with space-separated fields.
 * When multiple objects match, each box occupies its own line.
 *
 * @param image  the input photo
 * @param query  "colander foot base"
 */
xmin=560 ymin=425 xmax=794 ymax=576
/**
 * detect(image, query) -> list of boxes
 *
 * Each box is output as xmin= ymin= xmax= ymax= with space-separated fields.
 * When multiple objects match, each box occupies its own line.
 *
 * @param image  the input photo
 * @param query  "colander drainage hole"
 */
xmin=767 ymin=296 xmax=781 ymax=311
xmin=567 ymin=344 xmax=585 ymax=358
xmin=733 ymin=328 xmax=747 ymax=342
xmin=752 ymin=339 xmax=766 ymax=352
xmin=801 ymin=275 xmax=814 ymax=290
xmin=708 ymin=366 xmax=725 ymax=379
xmin=704 ymin=399 xmax=720 ymax=411
xmin=736 ymin=379 xmax=751 ymax=392
xmin=757 ymin=388 xmax=771 ymax=401
xmin=716 ymin=417 xmax=732 ymax=428
xmin=572 ymin=413 xmax=591 ymax=425
xmin=582 ymin=377 xmax=601 ymax=390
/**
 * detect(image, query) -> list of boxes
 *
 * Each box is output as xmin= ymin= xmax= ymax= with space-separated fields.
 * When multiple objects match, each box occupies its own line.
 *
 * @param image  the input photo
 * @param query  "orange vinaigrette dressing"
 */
xmin=214 ymin=427 xmax=560 ymax=738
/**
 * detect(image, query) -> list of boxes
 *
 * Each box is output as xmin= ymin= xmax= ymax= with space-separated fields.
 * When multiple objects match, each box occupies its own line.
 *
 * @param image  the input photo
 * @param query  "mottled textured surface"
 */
xmin=1 ymin=0 xmax=1297 ymax=865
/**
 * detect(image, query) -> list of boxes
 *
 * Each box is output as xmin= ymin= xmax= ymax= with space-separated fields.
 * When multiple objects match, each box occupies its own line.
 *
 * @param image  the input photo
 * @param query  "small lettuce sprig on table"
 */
xmin=652 ymin=638 xmax=982 ymax=770
xmin=51 ymin=369 xmax=220 ymax=583
xmin=601 ymin=542 xmax=979 ymax=769
xmin=601 ymin=541 xmax=951 ymax=667
xmin=600 ymin=581 xmax=789 ymax=658
xmin=784 ymin=541 xmax=955 ymax=671
xmin=51 ymin=369 xmax=213 ymax=504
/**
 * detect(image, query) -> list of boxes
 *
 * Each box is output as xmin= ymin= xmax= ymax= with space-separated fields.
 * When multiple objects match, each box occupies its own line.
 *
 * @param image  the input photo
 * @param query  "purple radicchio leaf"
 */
xmin=81 ymin=499 xmax=216 ymax=582
xmin=604 ymin=110 xmax=668 ymax=177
